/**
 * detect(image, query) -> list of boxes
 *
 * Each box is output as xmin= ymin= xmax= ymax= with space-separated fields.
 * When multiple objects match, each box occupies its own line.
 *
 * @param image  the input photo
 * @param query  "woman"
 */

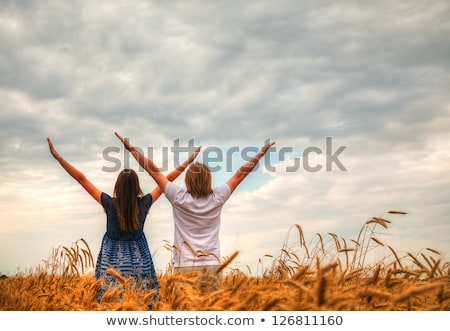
xmin=47 ymin=137 xmax=200 ymax=307
xmin=114 ymin=132 xmax=274 ymax=282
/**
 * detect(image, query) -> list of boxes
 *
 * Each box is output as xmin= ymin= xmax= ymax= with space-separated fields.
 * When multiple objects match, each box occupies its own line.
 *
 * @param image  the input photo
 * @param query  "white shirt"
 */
xmin=164 ymin=181 xmax=232 ymax=267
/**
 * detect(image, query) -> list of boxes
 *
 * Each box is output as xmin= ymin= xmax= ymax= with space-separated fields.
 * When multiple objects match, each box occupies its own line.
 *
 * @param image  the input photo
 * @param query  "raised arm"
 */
xmin=114 ymin=132 xmax=200 ymax=199
xmin=47 ymin=138 xmax=102 ymax=204
xmin=226 ymin=141 xmax=275 ymax=194
xmin=149 ymin=145 xmax=201 ymax=201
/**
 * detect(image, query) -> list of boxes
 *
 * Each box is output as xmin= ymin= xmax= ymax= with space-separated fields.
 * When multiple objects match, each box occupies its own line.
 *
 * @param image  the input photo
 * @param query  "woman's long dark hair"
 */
xmin=113 ymin=169 xmax=143 ymax=231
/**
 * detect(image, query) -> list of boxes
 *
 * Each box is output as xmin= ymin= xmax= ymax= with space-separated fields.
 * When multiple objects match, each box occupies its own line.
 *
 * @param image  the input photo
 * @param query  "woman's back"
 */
xmin=164 ymin=181 xmax=231 ymax=267
xmin=101 ymin=192 xmax=152 ymax=240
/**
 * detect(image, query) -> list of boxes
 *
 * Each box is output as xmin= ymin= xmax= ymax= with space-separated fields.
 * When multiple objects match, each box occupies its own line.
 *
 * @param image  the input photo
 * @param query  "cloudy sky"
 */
xmin=1 ymin=0 xmax=449 ymax=276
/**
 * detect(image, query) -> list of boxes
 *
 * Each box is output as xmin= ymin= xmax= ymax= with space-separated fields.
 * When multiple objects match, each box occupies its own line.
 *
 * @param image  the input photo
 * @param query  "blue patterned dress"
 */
xmin=95 ymin=192 xmax=159 ymax=308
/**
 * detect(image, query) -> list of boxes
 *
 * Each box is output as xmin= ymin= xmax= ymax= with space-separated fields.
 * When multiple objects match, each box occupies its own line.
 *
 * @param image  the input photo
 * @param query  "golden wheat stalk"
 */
xmin=388 ymin=210 xmax=408 ymax=214
xmin=407 ymin=252 xmax=428 ymax=272
xmin=106 ymin=268 xmax=128 ymax=285
xmin=430 ymin=258 xmax=442 ymax=278
xmin=217 ymin=251 xmax=239 ymax=274
xmin=329 ymin=233 xmax=342 ymax=251
xmin=316 ymin=275 xmax=326 ymax=307
xmin=338 ymin=248 xmax=354 ymax=253
xmin=295 ymin=224 xmax=310 ymax=258
xmin=394 ymin=283 xmax=443 ymax=303
xmin=79 ymin=238 xmax=95 ymax=267
xmin=371 ymin=237 xmax=384 ymax=246
xmin=426 ymin=247 xmax=440 ymax=255
xmin=316 ymin=233 xmax=325 ymax=254
xmin=366 ymin=217 xmax=389 ymax=229
xmin=387 ymin=245 xmax=404 ymax=270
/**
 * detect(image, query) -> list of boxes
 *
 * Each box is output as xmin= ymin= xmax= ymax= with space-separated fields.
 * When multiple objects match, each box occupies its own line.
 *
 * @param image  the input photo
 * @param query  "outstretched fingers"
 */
xmin=47 ymin=138 xmax=60 ymax=159
xmin=114 ymin=131 xmax=125 ymax=144
xmin=262 ymin=141 xmax=275 ymax=154
xmin=189 ymin=145 xmax=202 ymax=162
xmin=114 ymin=132 xmax=133 ymax=150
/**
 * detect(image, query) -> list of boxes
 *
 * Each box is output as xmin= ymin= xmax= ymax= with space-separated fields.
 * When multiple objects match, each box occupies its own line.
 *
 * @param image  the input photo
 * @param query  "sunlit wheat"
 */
xmin=1 ymin=211 xmax=449 ymax=311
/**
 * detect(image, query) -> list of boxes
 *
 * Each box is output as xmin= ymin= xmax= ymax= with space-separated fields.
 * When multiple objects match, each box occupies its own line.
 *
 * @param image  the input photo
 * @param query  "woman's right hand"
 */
xmin=47 ymin=138 xmax=61 ymax=160
xmin=114 ymin=132 xmax=134 ymax=151
xmin=187 ymin=145 xmax=202 ymax=164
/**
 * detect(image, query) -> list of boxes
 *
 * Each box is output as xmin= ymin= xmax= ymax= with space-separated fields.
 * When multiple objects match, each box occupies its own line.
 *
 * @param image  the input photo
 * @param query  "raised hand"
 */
xmin=46 ymin=137 xmax=102 ymax=204
xmin=261 ymin=141 xmax=275 ymax=155
xmin=114 ymin=132 xmax=133 ymax=151
xmin=47 ymin=138 xmax=61 ymax=160
xmin=187 ymin=145 xmax=202 ymax=164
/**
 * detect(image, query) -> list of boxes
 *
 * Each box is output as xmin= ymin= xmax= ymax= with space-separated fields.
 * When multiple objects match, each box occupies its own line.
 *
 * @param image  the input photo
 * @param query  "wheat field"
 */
xmin=1 ymin=211 xmax=449 ymax=311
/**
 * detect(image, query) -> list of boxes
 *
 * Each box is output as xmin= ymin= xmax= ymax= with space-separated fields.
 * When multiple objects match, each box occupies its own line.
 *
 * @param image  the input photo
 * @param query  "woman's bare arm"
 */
xmin=149 ymin=145 xmax=201 ymax=201
xmin=47 ymin=138 xmax=102 ymax=204
xmin=226 ymin=141 xmax=275 ymax=194
xmin=115 ymin=132 xmax=200 ymax=197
